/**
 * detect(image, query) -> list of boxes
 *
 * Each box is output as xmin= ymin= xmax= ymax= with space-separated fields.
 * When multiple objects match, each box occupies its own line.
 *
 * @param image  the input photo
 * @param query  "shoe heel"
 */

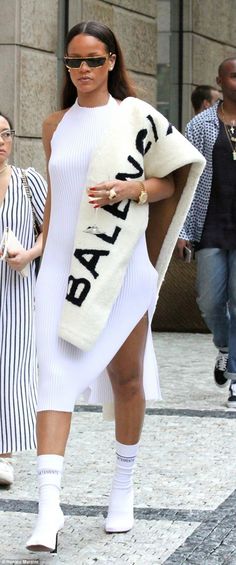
xmin=50 ymin=532 xmax=58 ymax=554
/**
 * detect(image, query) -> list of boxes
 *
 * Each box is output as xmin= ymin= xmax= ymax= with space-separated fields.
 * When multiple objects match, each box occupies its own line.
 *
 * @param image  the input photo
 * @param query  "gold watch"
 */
xmin=137 ymin=181 xmax=148 ymax=205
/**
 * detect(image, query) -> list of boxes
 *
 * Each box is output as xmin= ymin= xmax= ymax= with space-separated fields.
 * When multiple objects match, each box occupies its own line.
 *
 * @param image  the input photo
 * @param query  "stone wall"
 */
xmin=182 ymin=0 xmax=236 ymax=128
xmin=0 ymin=0 xmax=58 ymax=174
xmin=68 ymin=0 xmax=158 ymax=106
xmin=0 ymin=0 xmax=158 ymax=176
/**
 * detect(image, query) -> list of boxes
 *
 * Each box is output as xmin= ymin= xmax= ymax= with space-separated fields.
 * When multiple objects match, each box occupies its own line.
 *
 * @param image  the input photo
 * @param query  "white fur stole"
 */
xmin=59 ymin=98 xmax=205 ymax=350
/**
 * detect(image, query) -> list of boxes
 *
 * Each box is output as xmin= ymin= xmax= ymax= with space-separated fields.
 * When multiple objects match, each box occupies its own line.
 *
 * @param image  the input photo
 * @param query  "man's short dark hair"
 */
xmin=191 ymin=85 xmax=218 ymax=113
xmin=218 ymin=57 xmax=236 ymax=76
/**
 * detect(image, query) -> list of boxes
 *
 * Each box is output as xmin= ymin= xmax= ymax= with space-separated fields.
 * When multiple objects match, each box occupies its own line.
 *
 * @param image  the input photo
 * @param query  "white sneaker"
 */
xmin=0 ymin=458 xmax=14 ymax=485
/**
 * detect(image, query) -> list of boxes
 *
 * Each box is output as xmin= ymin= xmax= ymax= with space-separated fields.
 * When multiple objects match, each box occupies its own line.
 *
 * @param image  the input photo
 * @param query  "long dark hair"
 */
xmin=61 ymin=21 xmax=136 ymax=109
xmin=0 ymin=112 xmax=13 ymax=129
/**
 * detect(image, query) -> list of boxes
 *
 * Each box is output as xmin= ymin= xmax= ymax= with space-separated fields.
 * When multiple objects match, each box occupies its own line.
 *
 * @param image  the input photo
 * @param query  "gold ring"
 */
xmin=108 ymin=188 xmax=117 ymax=200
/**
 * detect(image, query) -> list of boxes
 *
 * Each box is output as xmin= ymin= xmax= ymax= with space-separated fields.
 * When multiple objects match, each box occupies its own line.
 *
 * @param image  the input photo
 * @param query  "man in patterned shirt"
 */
xmin=178 ymin=57 xmax=236 ymax=408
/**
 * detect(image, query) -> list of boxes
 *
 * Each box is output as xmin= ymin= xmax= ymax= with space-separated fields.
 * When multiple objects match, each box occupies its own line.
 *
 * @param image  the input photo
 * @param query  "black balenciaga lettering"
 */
xmin=66 ymin=109 xmax=170 ymax=313
xmin=136 ymin=128 xmax=151 ymax=156
xmin=103 ymin=199 xmax=131 ymax=220
xmin=74 ymin=249 xmax=110 ymax=279
xmin=66 ymin=276 xmax=91 ymax=306
xmin=96 ymin=226 xmax=121 ymax=244
xmin=166 ymin=122 xmax=173 ymax=135
xmin=109 ymin=112 xmax=164 ymax=187
xmin=147 ymin=115 xmax=158 ymax=141
xmin=115 ymin=156 xmax=143 ymax=181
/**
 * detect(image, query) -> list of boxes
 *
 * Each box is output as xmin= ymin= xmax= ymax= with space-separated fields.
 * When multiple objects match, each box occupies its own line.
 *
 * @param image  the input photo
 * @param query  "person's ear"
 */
xmin=109 ymin=54 xmax=116 ymax=71
xmin=203 ymin=100 xmax=211 ymax=109
xmin=216 ymin=75 xmax=221 ymax=88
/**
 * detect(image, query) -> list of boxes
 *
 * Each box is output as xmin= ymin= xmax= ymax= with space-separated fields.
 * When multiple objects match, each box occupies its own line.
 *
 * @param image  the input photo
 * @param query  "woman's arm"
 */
xmin=42 ymin=117 xmax=53 ymax=252
xmin=87 ymin=175 xmax=175 ymax=207
xmin=6 ymin=231 xmax=43 ymax=273
xmin=137 ymin=175 xmax=175 ymax=203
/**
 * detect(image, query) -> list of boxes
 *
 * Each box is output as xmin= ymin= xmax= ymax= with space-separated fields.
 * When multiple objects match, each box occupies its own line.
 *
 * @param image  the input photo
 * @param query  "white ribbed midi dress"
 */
xmin=35 ymin=97 xmax=161 ymax=412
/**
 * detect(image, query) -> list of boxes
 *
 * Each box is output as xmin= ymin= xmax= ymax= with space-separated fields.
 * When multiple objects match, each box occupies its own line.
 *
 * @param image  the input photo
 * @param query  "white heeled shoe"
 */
xmin=105 ymin=487 xmax=134 ymax=533
xmin=26 ymin=507 xmax=64 ymax=553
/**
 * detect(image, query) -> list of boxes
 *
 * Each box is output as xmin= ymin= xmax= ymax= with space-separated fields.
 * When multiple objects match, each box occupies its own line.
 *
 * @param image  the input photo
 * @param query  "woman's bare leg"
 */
xmin=36 ymin=410 xmax=72 ymax=455
xmin=107 ymin=313 xmax=148 ymax=444
xmin=105 ymin=313 xmax=148 ymax=533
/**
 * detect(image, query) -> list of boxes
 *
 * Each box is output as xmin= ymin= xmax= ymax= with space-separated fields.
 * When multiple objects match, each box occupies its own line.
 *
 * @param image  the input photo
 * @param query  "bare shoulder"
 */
xmin=43 ymin=109 xmax=69 ymax=136
xmin=42 ymin=109 xmax=69 ymax=160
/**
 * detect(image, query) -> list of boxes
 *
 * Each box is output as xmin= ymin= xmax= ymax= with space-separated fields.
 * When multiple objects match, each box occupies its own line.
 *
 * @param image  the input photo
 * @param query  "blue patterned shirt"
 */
xmin=180 ymin=101 xmax=220 ymax=242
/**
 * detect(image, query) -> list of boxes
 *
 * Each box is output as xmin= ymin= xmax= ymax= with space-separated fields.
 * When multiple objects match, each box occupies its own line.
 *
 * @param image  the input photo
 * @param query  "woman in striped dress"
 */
xmin=0 ymin=112 xmax=47 ymax=486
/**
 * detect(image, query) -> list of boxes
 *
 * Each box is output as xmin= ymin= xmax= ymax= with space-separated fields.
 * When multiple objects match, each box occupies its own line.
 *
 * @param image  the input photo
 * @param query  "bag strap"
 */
xmin=21 ymin=169 xmax=39 ymax=240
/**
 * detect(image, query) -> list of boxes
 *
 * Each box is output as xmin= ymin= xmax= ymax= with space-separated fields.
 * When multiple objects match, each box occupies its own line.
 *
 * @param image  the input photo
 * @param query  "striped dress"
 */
xmin=0 ymin=166 xmax=47 ymax=453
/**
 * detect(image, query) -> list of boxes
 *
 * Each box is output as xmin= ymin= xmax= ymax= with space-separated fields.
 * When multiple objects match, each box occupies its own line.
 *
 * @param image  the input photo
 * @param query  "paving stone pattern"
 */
xmin=0 ymin=333 xmax=236 ymax=564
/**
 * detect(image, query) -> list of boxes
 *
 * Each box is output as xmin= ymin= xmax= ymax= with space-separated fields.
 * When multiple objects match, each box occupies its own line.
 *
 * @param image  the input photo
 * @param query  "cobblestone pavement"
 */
xmin=1 ymin=332 xmax=236 ymax=564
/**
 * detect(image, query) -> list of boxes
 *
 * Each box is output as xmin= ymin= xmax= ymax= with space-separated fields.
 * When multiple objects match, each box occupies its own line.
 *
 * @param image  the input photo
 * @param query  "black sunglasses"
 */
xmin=64 ymin=55 xmax=110 ymax=69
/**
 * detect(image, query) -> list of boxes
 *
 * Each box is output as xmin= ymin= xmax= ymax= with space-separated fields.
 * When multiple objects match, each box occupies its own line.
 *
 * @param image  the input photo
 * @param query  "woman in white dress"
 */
xmin=26 ymin=21 xmax=205 ymax=553
xmin=0 ymin=113 xmax=47 ymax=486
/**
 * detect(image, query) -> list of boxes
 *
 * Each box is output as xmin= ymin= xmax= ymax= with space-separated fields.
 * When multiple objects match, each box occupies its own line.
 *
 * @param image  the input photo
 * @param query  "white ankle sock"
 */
xmin=37 ymin=454 xmax=64 ymax=525
xmin=113 ymin=440 xmax=139 ymax=491
xmin=105 ymin=440 xmax=139 ymax=533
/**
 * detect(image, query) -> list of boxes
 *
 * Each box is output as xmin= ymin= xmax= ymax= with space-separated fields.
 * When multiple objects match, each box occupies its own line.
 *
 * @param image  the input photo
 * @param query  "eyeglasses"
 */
xmin=63 ymin=55 xmax=110 ymax=69
xmin=0 ymin=130 xmax=15 ymax=141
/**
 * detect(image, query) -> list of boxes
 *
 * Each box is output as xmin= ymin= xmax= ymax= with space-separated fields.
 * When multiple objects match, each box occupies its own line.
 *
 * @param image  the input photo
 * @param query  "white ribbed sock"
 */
xmin=35 ymin=454 xmax=64 ymax=534
xmin=37 ymin=454 xmax=64 ymax=511
xmin=113 ymin=440 xmax=139 ymax=490
xmin=105 ymin=440 xmax=139 ymax=533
